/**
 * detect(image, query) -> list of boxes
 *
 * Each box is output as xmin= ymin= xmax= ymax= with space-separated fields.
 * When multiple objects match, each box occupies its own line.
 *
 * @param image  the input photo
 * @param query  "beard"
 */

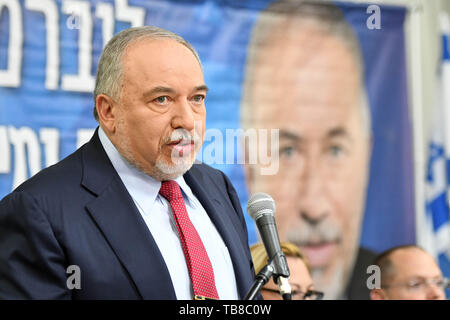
xmin=153 ymin=128 xmax=202 ymax=180
xmin=115 ymin=118 xmax=202 ymax=181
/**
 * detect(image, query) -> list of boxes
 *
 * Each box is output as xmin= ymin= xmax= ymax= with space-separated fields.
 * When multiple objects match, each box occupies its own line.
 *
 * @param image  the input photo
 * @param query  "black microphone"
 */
xmin=247 ymin=193 xmax=292 ymax=300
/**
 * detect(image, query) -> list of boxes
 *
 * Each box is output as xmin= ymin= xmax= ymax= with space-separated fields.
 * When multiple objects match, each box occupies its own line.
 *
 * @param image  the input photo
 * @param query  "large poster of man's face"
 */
xmin=242 ymin=2 xmax=371 ymax=299
xmin=240 ymin=1 xmax=413 ymax=299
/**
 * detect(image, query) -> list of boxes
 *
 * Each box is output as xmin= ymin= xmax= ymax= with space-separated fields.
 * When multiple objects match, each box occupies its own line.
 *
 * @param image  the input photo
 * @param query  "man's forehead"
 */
xmin=122 ymin=38 xmax=201 ymax=72
xmin=255 ymin=101 xmax=365 ymax=132
xmin=249 ymin=52 xmax=362 ymax=124
xmin=252 ymin=18 xmax=359 ymax=67
xmin=248 ymin=21 xmax=361 ymax=102
xmin=391 ymin=249 xmax=442 ymax=274
xmin=391 ymin=247 xmax=427 ymax=260
xmin=121 ymin=38 xmax=204 ymax=88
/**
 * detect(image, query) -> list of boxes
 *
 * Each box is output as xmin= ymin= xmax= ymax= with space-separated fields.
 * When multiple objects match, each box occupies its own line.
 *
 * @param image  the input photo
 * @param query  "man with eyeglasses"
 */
xmin=370 ymin=245 xmax=449 ymax=300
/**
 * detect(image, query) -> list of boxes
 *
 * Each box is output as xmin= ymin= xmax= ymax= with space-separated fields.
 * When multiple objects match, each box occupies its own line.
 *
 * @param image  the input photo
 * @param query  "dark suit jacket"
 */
xmin=0 ymin=130 xmax=256 ymax=299
xmin=345 ymin=247 xmax=378 ymax=300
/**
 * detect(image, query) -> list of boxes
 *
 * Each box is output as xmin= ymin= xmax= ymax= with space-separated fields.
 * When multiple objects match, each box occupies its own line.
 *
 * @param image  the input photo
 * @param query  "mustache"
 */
xmin=285 ymin=219 xmax=342 ymax=246
xmin=164 ymin=128 xmax=201 ymax=144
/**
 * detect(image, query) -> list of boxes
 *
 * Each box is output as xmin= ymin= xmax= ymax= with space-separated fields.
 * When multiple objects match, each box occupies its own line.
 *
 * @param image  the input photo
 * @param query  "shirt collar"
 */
xmin=174 ymin=175 xmax=199 ymax=208
xmin=98 ymin=127 xmax=198 ymax=208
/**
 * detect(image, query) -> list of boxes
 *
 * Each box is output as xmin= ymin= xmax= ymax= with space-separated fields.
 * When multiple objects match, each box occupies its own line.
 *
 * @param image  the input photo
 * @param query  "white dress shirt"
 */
xmin=98 ymin=128 xmax=239 ymax=300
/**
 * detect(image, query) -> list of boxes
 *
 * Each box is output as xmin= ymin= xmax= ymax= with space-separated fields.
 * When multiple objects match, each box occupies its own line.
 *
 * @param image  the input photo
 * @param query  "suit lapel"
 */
xmin=184 ymin=169 xmax=253 ymax=299
xmin=81 ymin=130 xmax=176 ymax=300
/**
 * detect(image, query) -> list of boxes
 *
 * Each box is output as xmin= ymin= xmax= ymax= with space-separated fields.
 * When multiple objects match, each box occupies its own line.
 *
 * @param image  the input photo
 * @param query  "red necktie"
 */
xmin=159 ymin=180 xmax=219 ymax=300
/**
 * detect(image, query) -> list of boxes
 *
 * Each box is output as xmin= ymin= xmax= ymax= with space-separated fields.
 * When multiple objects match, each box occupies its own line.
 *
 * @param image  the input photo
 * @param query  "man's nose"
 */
xmin=298 ymin=159 xmax=329 ymax=225
xmin=425 ymin=283 xmax=445 ymax=300
xmin=300 ymin=209 xmax=328 ymax=226
xmin=171 ymin=99 xmax=195 ymax=131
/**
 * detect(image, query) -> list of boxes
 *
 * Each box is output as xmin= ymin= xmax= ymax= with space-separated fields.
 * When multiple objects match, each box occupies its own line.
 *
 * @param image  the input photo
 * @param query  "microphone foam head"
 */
xmin=247 ymin=192 xmax=276 ymax=220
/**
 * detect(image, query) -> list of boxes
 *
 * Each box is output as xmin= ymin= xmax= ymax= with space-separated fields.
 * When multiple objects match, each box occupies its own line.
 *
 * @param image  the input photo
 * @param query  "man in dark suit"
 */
xmin=0 ymin=26 xmax=255 ymax=299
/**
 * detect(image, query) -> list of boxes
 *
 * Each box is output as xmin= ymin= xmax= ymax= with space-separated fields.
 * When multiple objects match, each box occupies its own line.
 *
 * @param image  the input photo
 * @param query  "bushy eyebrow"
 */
xmin=194 ymin=85 xmax=209 ymax=93
xmin=279 ymin=129 xmax=302 ymax=143
xmin=143 ymin=85 xmax=209 ymax=99
xmin=143 ymin=86 xmax=176 ymax=98
xmin=279 ymin=127 xmax=353 ymax=143
xmin=328 ymin=127 xmax=351 ymax=140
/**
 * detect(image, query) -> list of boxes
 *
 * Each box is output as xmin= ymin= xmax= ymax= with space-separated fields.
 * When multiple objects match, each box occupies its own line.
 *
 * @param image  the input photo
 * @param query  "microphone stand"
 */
xmin=276 ymin=276 xmax=292 ymax=300
xmin=244 ymin=264 xmax=274 ymax=300
xmin=244 ymin=263 xmax=292 ymax=300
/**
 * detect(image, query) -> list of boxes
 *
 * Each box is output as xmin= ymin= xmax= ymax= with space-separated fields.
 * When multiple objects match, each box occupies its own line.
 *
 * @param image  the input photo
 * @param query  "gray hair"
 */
xmin=241 ymin=0 xmax=371 ymax=136
xmin=93 ymin=26 xmax=201 ymax=121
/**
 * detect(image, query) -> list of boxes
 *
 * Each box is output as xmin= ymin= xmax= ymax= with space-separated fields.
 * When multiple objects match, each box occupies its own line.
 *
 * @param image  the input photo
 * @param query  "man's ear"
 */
xmin=96 ymin=94 xmax=118 ymax=134
xmin=370 ymin=288 xmax=388 ymax=300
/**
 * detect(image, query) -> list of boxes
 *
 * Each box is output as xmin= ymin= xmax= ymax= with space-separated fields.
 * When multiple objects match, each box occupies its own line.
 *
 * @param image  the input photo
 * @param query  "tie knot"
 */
xmin=159 ymin=180 xmax=183 ymax=202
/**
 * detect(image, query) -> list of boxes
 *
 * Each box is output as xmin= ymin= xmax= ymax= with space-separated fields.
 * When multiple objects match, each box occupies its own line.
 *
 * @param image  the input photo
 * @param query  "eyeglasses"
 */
xmin=261 ymin=287 xmax=324 ymax=300
xmin=383 ymin=277 xmax=450 ymax=292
